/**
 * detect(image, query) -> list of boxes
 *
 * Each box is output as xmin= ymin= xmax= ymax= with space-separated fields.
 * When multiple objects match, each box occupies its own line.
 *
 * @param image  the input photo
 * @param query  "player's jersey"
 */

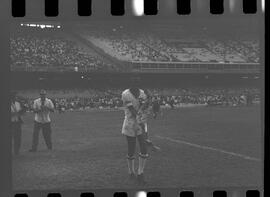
xmin=122 ymin=89 xmax=146 ymax=118
xmin=11 ymin=101 xmax=22 ymax=122
xmin=121 ymin=89 xmax=147 ymax=137
xmin=136 ymin=99 xmax=152 ymax=124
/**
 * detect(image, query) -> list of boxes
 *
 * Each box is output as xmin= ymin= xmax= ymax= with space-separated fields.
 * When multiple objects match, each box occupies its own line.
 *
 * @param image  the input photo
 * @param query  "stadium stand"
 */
xmin=78 ymin=28 xmax=259 ymax=64
xmin=10 ymin=23 xmax=260 ymax=72
xmin=17 ymin=87 xmax=260 ymax=111
xmin=10 ymin=28 xmax=116 ymax=72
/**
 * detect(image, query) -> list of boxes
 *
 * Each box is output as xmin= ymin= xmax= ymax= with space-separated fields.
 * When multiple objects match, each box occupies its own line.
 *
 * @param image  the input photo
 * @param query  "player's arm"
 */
xmin=18 ymin=102 xmax=26 ymax=116
xmin=124 ymin=100 xmax=137 ymax=118
xmin=33 ymin=101 xmax=42 ymax=113
xmin=127 ymin=105 xmax=137 ymax=119
xmin=122 ymin=92 xmax=137 ymax=119
xmin=11 ymin=104 xmax=17 ymax=115
xmin=46 ymin=100 xmax=54 ymax=112
xmin=140 ymin=90 xmax=149 ymax=110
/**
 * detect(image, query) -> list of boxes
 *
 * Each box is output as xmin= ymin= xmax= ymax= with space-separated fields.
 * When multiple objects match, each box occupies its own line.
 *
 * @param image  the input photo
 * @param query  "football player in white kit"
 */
xmin=121 ymin=87 xmax=148 ymax=184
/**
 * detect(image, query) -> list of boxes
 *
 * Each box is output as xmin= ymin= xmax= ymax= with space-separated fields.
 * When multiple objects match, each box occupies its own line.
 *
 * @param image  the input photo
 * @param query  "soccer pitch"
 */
xmin=13 ymin=106 xmax=263 ymax=190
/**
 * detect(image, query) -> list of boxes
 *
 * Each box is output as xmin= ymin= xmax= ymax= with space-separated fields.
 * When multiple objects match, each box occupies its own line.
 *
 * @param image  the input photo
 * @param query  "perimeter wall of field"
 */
xmin=11 ymin=71 xmax=261 ymax=90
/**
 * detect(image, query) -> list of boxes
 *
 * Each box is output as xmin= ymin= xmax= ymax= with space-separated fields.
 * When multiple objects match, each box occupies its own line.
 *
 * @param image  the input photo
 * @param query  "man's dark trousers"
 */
xmin=11 ymin=121 xmax=22 ymax=154
xmin=31 ymin=121 xmax=52 ymax=151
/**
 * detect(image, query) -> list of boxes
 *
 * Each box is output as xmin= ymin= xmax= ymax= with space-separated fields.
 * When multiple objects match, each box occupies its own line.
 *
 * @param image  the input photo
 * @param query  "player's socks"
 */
xmin=127 ymin=158 xmax=135 ymax=174
xmin=138 ymin=154 xmax=147 ymax=175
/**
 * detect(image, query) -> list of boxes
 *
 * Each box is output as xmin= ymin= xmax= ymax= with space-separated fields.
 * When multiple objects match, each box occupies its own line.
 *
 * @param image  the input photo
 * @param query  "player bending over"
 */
xmin=152 ymin=97 xmax=162 ymax=119
xmin=137 ymin=91 xmax=161 ymax=152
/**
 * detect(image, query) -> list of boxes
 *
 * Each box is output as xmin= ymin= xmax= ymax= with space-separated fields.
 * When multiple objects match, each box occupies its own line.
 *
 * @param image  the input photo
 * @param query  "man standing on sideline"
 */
xmin=11 ymin=91 xmax=25 ymax=155
xmin=121 ymin=87 xmax=148 ymax=185
xmin=29 ymin=90 xmax=54 ymax=152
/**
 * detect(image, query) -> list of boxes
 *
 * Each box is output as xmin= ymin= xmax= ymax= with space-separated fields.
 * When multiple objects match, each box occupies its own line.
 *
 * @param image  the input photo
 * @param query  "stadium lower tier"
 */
xmin=16 ymin=87 xmax=260 ymax=112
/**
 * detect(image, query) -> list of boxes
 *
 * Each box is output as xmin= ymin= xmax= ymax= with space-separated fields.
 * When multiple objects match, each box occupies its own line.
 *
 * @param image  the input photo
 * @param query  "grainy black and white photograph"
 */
xmin=9 ymin=0 xmax=264 ymax=192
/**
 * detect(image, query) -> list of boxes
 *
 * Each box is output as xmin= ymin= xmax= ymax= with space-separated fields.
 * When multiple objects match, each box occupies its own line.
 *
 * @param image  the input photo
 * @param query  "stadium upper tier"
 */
xmin=79 ymin=29 xmax=259 ymax=63
xmin=10 ymin=29 xmax=117 ymax=71
xmin=10 ymin=25 xmax=260 ymax=72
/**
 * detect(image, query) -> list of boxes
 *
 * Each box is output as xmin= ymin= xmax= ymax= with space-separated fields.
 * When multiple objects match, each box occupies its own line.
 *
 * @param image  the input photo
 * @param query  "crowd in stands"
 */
xmin=87 ymin=32 xmax=170 ymax=62
xmin=10 ymin=33 xmax=116 ymax=71
xmin=151 ymin=88 xmax=259 ymax=107
xmin=17 ymin=88 xmax=260 ymax=112
xmin=11 ymin=27 xmax=260 ymax=72
xmin=85 ymin=29 xmax=259 ymax=64
xmin=228 ymin=39 xmax=259 ymax=63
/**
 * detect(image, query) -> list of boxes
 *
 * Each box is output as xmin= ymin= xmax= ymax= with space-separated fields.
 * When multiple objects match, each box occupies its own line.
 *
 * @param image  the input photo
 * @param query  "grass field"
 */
xmin=12 ymin=106 xmax=263 ymax=190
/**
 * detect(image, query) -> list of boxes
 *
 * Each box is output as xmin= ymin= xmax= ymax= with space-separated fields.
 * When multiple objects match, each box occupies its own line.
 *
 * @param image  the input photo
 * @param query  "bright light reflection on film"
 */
xmin=132 ymin=0 xmax=144 ymax=16
xmin=229 ymin=0 xmax=236 ymax=13
xmin=135 ymin=191 xmax=147 ymax=197
xmin=261 ymin=0 xmax=265 ymax=12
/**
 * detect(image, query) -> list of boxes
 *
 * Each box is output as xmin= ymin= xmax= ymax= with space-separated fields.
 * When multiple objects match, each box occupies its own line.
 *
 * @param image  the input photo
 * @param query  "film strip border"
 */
xmin=7 ymin=1 xmax=264 ymax=197
xmin=13 ymin=189 xmax=262 ymax=197
xmin=12 ymin=0 xmax=264 ymax=17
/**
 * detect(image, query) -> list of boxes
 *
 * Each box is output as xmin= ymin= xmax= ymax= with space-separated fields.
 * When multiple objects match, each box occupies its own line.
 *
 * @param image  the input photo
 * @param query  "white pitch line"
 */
xmin=155 ymin=135 xmax=261 ymax=162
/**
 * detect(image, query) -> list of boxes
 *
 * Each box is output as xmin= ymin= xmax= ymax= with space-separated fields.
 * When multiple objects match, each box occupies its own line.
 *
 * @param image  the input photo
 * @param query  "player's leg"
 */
xmin=143 ymin=123 xmax=161 ymax=152
xmin=137 ymin=134 xmax=148 ymax=184
xmin=42 ymin=122 xmax=52 ymax=150
xmin=126 ymin=136 xmax=136 ymax=178
xmin=142 ymin=123 xmax=153 ymax=146
xmin=30 ymin=121 xmax=41 ymax=152
xmin=13 ymin=123 xmax=22 ymax=155
xmin=11 ymin=122 xmax=16 ymax=154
